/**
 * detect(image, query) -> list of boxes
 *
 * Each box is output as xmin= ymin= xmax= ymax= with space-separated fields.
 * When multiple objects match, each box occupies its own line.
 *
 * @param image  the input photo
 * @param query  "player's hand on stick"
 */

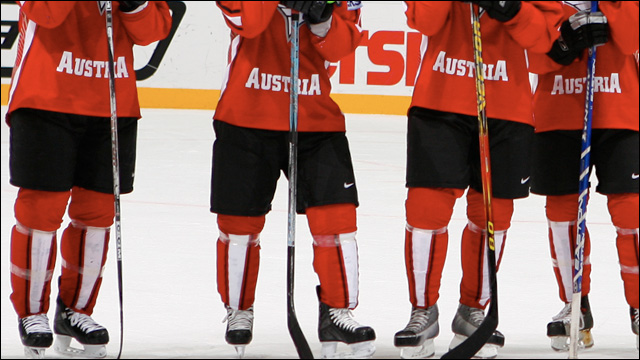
xmin=118 ymin=1 xmax=147 ymax=13
xmin=563 ymin=10 xmax=609 ymax=50
xmin=280 ymin=1 xmax=335 ymax=24
xmin=547 ymin=10 xmax=608 ymax=65
xmin=469 ymin=1 xmax=521 ymax=22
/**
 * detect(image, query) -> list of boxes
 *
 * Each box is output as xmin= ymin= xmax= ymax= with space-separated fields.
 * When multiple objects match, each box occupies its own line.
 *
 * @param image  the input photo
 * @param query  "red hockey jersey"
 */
xmin=405 ymin=1 xmax=563 ymax=125
xmin=6 ymin=1 xmax=172 ymax=123
xmin=214 ymin=1 xmax=363 ymax=132
xmin=529 ymin=1 xmax=639 ymax=132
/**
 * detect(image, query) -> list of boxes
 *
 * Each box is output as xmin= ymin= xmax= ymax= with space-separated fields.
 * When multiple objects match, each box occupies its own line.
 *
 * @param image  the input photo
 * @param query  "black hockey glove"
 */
xmin=546 ymin=11 xmax=609 ymax=65
xmin=281 ymin=1 xmax=335 ymax=24
xmin=305 ymin=1 xmax=335 ymax=24
xmin=118 ymin=1 xmax=146 ymax=13
xmin=280 ymin=1 xmax=314 ymax=14
xmin=470 ymin=1 xmax=522 ymax=22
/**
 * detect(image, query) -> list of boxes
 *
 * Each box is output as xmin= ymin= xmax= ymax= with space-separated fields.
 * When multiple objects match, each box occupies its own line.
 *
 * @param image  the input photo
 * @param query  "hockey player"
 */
xmin=528 ymin=0 xmax=639 ymax=352
xmin=213 ymin=1 xmax=375 ymax=358
xmin=6 ymin=1 xmax=171 ymax=358
xmin=396 ymin=1 xmax=563 ymax=358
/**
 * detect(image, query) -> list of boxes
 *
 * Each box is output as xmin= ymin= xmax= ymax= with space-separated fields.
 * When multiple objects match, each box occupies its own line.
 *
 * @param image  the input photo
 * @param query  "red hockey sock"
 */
xmin=216 ymin=214 xmax=265 ymax=310
xmin=10 ymin=225 xmax=57 ymax=318
xmin=59 ymin=223 xmax=110 ymax=315
xmin=406 ymin=187 xmax=464 ymax=229
xmin=403 ymin=187 xmax=462 ymax=308
xmin=307 ymin=204 xmax=359 ymax=309
xmin=405 ymin=225 xmax=448 ymax=308
xmin=59 ymin=187 xmax=113 ymax=314
xmin=546 ymin=195 xmax=592 ymax=302
xmin=217 ymin=232 xmax=261 ymax=310
xmin=10 ymin=188 xmax=68 ymax=318
xmin=608 ymin=193 xmax=639 ymax=309
xmin=460 ymin=189 xmax=511 ymax=309
xmin=14 ymin=188 xmax=70 ymax=231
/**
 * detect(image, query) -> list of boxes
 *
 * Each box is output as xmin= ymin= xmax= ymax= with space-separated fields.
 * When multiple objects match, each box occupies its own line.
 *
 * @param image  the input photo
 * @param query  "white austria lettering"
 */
xmin=245 ymin=67 xmax=322 ymax=95
xmin=432 ymin=51 xmax=508 ymax=81
xmin=56 ymin=51 xmax=130 ymax=79
xmin=550 ymin=73 xmax=621 ymax=95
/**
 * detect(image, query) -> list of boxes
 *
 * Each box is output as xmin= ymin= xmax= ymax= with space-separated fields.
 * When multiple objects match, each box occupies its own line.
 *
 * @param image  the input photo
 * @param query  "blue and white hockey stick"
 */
xmin=570 ymin=1 xmax=598 ymax=358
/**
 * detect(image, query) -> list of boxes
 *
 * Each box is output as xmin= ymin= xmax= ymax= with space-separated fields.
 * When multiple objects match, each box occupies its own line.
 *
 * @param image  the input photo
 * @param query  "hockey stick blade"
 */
xmin=287 ymin=247 xmax=314 ymax=359
xmin=287 ymin=308 xmax=314 ymax=359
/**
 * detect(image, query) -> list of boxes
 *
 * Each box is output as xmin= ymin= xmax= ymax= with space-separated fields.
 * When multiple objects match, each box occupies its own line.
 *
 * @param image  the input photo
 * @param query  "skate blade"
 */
xmin=398 ymin=339 xmax=435 ymax=359
xmin=24 ymin=346 xmax=47 ymax=359
xmin=549 ymin=329 xmax=594 ymax=352
xmin=234 ymin=345 xmax=246 ymax=358
xmin=449 ymin=334 xmax=498 ymax=359
xmin=321 ymin=340 xmax=376 ymax=359
xmin=54 ymin=335 xmax=107 ymax=358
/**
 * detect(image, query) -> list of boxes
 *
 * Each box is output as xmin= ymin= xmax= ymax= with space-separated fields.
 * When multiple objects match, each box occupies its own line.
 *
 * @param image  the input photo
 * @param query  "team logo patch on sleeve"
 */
xmin=347 ymin=1 xmax=362 ymax=11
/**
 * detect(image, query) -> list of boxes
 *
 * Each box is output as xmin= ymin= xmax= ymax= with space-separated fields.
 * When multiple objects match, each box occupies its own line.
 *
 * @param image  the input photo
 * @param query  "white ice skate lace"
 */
xmin=552 ymin=303 xmax=572 ymax=322
xmin=223 ymin=307 xmax=254 ymax=331
xmin=405 ymin=308 xmax=431 ymax=332
xmin=552 ymin=303 xmax=584 ymax=327
xmin=22 ymin=314 xmax=52 ymax=334
xmin=632 ymin=308 xmax=639 ymax=328
xmin=329 ymin=308 xmax=362 ymax=332
xmin=67 ymin=311 xmax=106 ymax=333
xmin=466 ymin=307 xmax=486 ymax=327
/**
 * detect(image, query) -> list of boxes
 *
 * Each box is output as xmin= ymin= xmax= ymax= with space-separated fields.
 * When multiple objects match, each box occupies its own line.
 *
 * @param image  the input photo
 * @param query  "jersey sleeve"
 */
xmin=216 ymin=1 xmax=280 ymax=38
xmin=502 ymin=1 xmax=563 ymax=54
xmin=600 ymin=1 xmax=639 ymax=56
xmin=117 ymin=1 xmax=172 ymax=46
xmin=310 ymin=3 xmax=364 ymax=62
xmin=17 ymin=1 xmax=77 ymax=28
xmin=404 ymin=1 xmax=453 ymax=36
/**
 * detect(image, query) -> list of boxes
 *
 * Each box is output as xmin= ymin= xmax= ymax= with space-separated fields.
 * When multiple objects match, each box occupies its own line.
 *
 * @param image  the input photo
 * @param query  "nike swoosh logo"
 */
xmin=344 ymin=182 xmax=354 ymax=189
xmin=521 ymin=177 xmax=530 ymax=184
xmin=633 ymin=173 xmax=639 ymax=180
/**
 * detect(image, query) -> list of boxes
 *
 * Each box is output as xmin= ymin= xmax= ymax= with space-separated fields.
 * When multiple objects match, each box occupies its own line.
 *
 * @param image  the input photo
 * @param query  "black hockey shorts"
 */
xmin=406 ymin=107 xmax=533 ymax=199
xmin=531 ymin=129 xmax=639 ymax=196
xmin=210 ymin=120 xmax=359 ymax=216
xmin=9 ymin=108 xmax=138 ymax=194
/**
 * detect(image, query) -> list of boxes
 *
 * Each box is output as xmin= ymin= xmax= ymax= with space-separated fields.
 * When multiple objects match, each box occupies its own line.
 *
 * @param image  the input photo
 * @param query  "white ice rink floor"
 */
xmin=1 ymin=107 xmax=638 ymax=359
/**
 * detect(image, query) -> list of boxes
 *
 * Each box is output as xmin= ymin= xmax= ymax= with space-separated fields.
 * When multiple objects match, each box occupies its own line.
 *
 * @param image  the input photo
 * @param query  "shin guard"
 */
xmin=58 ymin=223 xmax=110 ymax=315
xmin=546 ymin=194 xmax=592 ymax=302
xmin=217 ymin=232 xmax=261 ymax=310
xmin=404 ymin=224 xmax=448 ymax=308
xmin=460 ymin=222 xmax=507 ymax=309
xmin=608 ymin=193 xmax=639 ymax=309
xmin=10 ymin=224 xmax=57 ymax=318
xmin=548 ymin=221 xmax=592 ymax=302
xmin=313 ymin=232 xmax=359 ymax=309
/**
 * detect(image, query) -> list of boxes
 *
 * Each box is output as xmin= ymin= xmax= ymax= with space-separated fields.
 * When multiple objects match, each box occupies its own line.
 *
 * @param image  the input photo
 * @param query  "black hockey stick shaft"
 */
xmin=105 ymin=2 xmax=125 ymax=359
xmin=442 ymin=5 xmax=499 ymax=358
xmin=286 ymin=11 xmax=314 ymax=360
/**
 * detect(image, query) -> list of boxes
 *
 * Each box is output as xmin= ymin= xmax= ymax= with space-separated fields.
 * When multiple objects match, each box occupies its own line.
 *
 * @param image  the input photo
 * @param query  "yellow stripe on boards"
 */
xmin=1 ymin=84 xmax=411 ymax=116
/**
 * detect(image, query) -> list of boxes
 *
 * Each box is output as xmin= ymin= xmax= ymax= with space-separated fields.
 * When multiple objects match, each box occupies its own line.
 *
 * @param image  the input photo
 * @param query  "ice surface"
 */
xmin=2 ymin=107 xmax=637 ymax=358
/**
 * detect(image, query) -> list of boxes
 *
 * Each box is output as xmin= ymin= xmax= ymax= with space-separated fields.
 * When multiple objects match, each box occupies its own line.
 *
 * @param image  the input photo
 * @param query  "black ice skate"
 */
xmin=449 ymin=303 xmax=504 ymax=359
xmin=19 ymin=314 xmax=53 ymax=359
xmin=630 ymin=307 xmax=638 ymax=350
xmin=223 ymin=305 xmax=254 ymax=358
xmin=394 ymin=305 xmax=439 ymax=359
xmin=53 ymin=297 xmax=109 ymax=358
xmin=317 ymin=286 xmax=376 ymax=358
xmin=546 ymin=296 xmax=594 ymax=352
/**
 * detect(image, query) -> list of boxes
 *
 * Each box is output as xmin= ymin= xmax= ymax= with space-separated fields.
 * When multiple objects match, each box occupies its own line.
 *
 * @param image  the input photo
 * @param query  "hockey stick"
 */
xmin=569 ymin=2 xmax=598 ymax=358
xmin=286 ymin=11 xmax=314 ymax=360
xmin=442 ymin=4 xmax=499 ymax=358
xmin=105 ymin=2 xmax=125 ymax=359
